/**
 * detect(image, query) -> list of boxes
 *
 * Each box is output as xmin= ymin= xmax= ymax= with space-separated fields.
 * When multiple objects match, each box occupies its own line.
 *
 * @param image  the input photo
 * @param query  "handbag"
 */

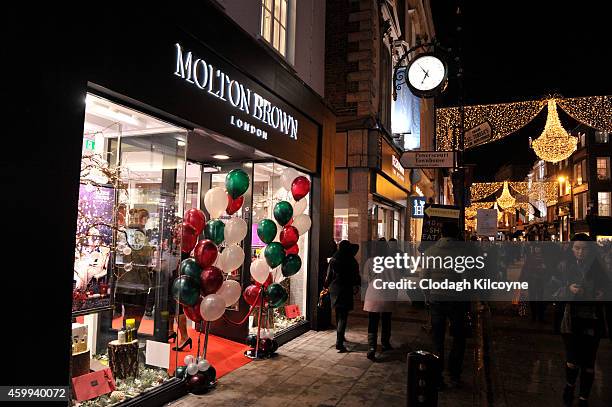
xmin=318 ymin=288 xmax=329 ymax=308
xmin=72 ymin=368 xmax=116 ymax=402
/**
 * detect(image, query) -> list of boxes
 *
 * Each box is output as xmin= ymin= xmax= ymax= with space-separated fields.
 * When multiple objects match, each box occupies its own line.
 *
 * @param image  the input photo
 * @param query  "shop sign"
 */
xmin=174 ymin=43 xmax=298 ymax=141
xmin=477 ymin=209 xmax=497 ymax=236
xmin=400 ymin=151 xmax=456 ymax=168
xmin=465 ymin=121 xmax=492 ymax=149
xmin=381 ymin=139 xmax=410 ymax=188
xmin=421 ymin=204 xmax=461 ymax=241
xmin=410 ymin=196 xmax=426 ymax=218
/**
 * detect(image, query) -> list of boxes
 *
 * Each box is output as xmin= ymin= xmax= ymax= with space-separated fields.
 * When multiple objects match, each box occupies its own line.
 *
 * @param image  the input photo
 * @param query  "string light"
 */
xmin=470 ymin=182 xmax=502 ymax=201
xmin=531 ymin=99 xmax=577 ymax=163
xmin=496 ymin=181 xmax=516 ymax=209
xmin=558 ymin=95 xmax=612 ymax=133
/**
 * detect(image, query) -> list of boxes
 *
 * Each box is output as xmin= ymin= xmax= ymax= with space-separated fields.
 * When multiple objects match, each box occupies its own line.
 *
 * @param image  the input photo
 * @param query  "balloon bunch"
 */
xmin=243 ymin=167 xmax=312 ymax=358
xmin=175 ymin=355 xmax=217 ymax=394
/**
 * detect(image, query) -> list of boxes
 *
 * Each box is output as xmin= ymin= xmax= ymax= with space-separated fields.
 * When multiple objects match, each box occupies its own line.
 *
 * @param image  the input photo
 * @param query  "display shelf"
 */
xmin=72 ymin=305 xmax=113 ymax=318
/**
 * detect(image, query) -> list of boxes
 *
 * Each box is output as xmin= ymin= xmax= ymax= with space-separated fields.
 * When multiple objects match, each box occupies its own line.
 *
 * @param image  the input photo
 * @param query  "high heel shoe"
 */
xmin=167 ymin=331 xmax=177 ymax=343
xmin=173 ymin=337 xmax=192 ymax=352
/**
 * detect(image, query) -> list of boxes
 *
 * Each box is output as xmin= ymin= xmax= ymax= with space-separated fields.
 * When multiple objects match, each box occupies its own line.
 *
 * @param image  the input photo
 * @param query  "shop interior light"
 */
xmin=212 ymin=154 xmax=230 ymax=160
xmin=177 ymin=140 xmax=186 ymax=147
xmin=86 ymin=100 xmax=141 ymax=127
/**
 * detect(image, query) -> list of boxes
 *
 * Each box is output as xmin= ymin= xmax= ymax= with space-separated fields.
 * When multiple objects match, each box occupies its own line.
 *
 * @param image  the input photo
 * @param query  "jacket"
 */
xmin=325 ymin=252 xmax=360 ymax=310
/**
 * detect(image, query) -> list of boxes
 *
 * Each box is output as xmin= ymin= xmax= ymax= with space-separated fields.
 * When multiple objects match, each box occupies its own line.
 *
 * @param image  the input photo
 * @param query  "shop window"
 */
xmin=73 ymin=94 xmax=187 ymax=404
xmin=573 ymin=192 xmax=588 ymax=220
xmin=596 ymin=157 xmax=610 ymax=180
xmin=261 ymin=0 xmax=289 ymax=57
xmin=595 ymin=130 xmax=610 ymax=143
xmin=598 ymin=192 xmax=611 ymax=216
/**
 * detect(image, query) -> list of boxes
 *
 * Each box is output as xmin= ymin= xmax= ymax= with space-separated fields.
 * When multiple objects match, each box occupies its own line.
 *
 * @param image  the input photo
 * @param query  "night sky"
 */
xmin=430 ymin=2 xmax=612 ymax=179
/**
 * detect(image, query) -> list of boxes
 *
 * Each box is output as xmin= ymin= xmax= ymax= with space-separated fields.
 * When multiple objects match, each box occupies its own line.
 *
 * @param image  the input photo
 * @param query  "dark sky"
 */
xmin=430 ymin=2 xmax=612 ymax=179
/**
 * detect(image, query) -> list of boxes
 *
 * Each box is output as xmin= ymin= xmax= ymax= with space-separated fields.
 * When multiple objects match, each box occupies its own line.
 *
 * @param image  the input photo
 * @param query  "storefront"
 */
xmin=39 ymin=6 xmax=335 ymax=406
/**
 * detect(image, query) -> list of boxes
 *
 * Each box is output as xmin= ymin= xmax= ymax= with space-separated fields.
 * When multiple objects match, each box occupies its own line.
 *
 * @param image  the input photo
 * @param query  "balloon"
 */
xmin=172 ymin=275 xmax=200 ymax=306
xmin=180 ymin=258 xmax=202 ymax=281
xmin=226 ymin=195 xmax=244 ymax=215
xmin=273 ymin=201 xmax=293 ymax=226
xmin=184 ymin=355 xmax=195 ymax=366
xmin=225 ymin=169 xmax=250 ymax=199
xmin=259 ymin=338 xmax=272 ymax=354
xmin=217 ymin=280 xmax=242 ymax=307
xmin=291 ymin=198 xmax=308 ymax=216
xmin=200 ymin=266 xmax=224 ymax=296
xmin=266 ymin=283 xmax=288 ymax=308
xmin=282 ymin=254 xmax=302 ymax=277
xmin=280 ymin=225 xmax=299 ymax=248
xmin=175 ymin=365 xmax=187 ymax=379
xmin=197 ymin=359 xmax=210 ymax=371
xmin=293 ymin=214 xmax=312 ymax=235
xmin=218 ymin=244 xmax=245 ymax=272
xmin=181 ymin=222 xmax=198 ymax=254
xmin=186 ymin=372 xmax=209 ymax=394
xmin=184 ymin=208 xmax=206 ymax=235
xmin=184 ymin=299 xmax=204 ymax=323
xmin=264 ymin=242 xmax=286 ymax=268
xmin=256 ymin=219 xmax=277 ymax=244
xmin=204 ymin=219 xmax=225 ymax=246
xmin=205 ymin=365 xmax=217 ymax=383
xmin=291 ymin=176 xmax=310 ymax=201
xmin=246 ymin=334 xmax=257 ymax=347
xmin=285 ymin=244 xmax=299 ymax=255
xmin=204 ymin=187 xmax=227 ymax=218
xmin=224 ymin=217 xmax=247 ymax=245
xmin=200 ymin=294 xmax=226 ymax=321
xmin=280 ymin=167 xmax=299 ymax=191
xmin=186 ymin=363 xmax=198 ymax=376
xmin=255 ymin=272 xmax=273 ymax=288
xmin=243 ymin=284 xmax=261 ymax=306
xmin=194 ymin=240 xmax=218 ymax=268
xmin=271 ymin=339 xmax=279 ymax=353
xmin=122 ymin=246 xmax=132 ymax=256
xmin=250 ymin=258 xmax=270 ymax=284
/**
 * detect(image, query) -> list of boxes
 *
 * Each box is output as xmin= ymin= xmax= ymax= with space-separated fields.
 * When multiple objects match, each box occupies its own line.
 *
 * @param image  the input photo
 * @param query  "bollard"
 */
xmin=406 ymin=350 xmax=440 ymax=407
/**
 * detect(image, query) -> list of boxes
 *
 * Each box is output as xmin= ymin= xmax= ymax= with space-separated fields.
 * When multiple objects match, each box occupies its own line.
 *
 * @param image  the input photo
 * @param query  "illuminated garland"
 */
xmin=497 ymin=181 xmax=516 ymax=209
xmin=470 ymin=182 xmax=502 ymax=201
xmin=471 ymin=181 xmax=557 ymax=207
xmin=558 ymin=96 xmax=612 ymax=133
xmin=531 ymin=100 xmax=577 ymax=163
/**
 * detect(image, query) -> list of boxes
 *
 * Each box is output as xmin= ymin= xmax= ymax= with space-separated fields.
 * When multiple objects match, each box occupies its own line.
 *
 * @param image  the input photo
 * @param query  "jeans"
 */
xmin=367 ymin=312 xmax=391 ymax=347
xmin=335 ymin=307 xmax=349 ymax=346
xmin=430 ymin=302 xmax=467 ymax=380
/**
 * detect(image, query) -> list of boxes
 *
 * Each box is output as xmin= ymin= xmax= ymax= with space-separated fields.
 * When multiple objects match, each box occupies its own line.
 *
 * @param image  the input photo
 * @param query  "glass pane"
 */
xmin=281 ymin=0 xmax=287 ymax=26
xmin=280 ymin=27 xmax=286 ymax=56
xmin=273 ymin=20 xmax=280 ymax=50
xmin=263 ymin=10 xmax=272 ymax=42
xmin=274 ymin=0 xmax=281 ymax=20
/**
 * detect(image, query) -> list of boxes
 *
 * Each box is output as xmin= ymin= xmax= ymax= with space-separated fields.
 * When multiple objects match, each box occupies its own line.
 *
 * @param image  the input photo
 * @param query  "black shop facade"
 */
xmin=40 ymin=7 xmax=335 ymax=406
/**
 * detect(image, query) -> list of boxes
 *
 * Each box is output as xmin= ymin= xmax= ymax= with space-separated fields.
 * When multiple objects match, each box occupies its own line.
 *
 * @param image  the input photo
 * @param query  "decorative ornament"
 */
xmin=197 ymin=359 xmax=210 ymax=372
xmin=180 ymin=258 xmax=202 ymax=281
xmin=200 ymin=266 xmax=224 ymax=296
xmin=266 ymin=283 xmax=288 ymax=308
xmin=291 ymin=176 xmax=310 ymax=201
xmin=285 ymin=244 xmax=299 ymax=255
xmin=250 ymin=258 xmax=271 ymax=284
xmin=186 ymin=363 xmax=198 ymax=376
xmin=280 ymin=225 xmax=299 ymax=248
xmin=291 ymin=197 xmax=308 ymax=216
xmin=172 ymin=275 xmax=200 ymax=306
xmin=531 ymin=99 xmax=577 ymax=163
xmin=204 ymin=187 xmax=227 ymax=218
xmin=273 ymin=201 xmax=294 ymax=226
xmin=194 ymin=239 xmax=218 ymax=268
xmin=496 ymin=181 xmax=516 ymax=210
xmin=225 ymin=169 xmax=250 ymax=199
xmin=226 ymin=195 xmax=244 ymax=215
xmin=224 ymin=217 xmax=248 ymax=245
xmin=281 ymin=254 xmax=302 ymax=277
xmin=216 ymin=279 xmax=242 ymax=307
xmin=257 ymin=219 xmax=277 ymax=244
xmin=243 ymin=284 xmax=261 ymax=306
xmin=218 ymin=244 xmax=245 ymax=272
xmin=264 ymin=242 xmax=286 ymax=268
xmin=175 ymin=366 xmax=187 ymax=380
xmin=181 ymin=222 xmax=199 ymax=254
xmin=204 ymin=219 xmax=225 ymax=246
xmin=199 ymin=293 xmax=226 ymax=321
xmin=292 ymin=214 xmax=312 ymax=235
xmin=280 ymin=167 xmax=299 ymax=191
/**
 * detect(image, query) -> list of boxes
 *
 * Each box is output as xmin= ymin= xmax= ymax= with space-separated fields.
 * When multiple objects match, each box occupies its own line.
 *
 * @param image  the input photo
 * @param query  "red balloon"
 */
xmin=194 ymin=240 xmax=218 ymax=268
xmin=280 ymin=225 xmax=299 ymax=248
xmin=184 ymin=208 xmax=206 ymax=235
xmin=291 ymin=176 xmax=310 ymax=201
xmin=226 ymin=195 xmax=244 ymax=215
xmin=200 ymin=266 xmax=224 ymax=296
xmin=285 ymin=244 xmax=299 ymax=255
xmin=243 ymin=284 xmax=262 ymax=306
xmin=181 ymin=222 xmax=198 ymax=254
xmin=184 ymin=297 xmax=203 ymax=323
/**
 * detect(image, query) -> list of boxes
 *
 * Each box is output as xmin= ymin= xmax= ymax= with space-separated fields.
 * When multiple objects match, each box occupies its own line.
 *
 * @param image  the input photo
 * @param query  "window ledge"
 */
xmin=255 ymin=35 xmax=296 ymax=72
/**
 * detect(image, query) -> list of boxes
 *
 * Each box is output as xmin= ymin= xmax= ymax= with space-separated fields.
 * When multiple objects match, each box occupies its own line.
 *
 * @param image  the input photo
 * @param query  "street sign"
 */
xmin=465 ymin=121 xmax=492 ymax=149
xmin=421 ymin=204 xmax=461 ymax=242
xmin=410 ymin=197 xmax=427 ymax=218
xmin=476 ymin=209 xmax=497 ymax=236
xmin=424 ymin=205 xmax=460 ymax=219
xmin=400 ymin=151 xmax=456 ymax=168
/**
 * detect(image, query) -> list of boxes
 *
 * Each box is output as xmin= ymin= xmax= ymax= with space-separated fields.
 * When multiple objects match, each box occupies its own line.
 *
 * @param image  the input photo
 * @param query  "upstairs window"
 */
xmin=598 ymin=192 xmax=611 ymax=216
xmin=595 ymin=131 xmax=610 ymax=143
xmin=597 ymin=157 xmax=610 ymax=180
xmin=261 ymin=0 xmax=288 ymax=57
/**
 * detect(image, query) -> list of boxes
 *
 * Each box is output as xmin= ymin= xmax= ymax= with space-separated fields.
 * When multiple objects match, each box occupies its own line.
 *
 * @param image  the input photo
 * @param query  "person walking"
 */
xmin=324 ymin=240 xmax=361 ymax=352
xmin=560 ymin=233 xmax=610 ymax=407
xmin=317 ymin=240 xmax=338 ymax=330
xmin=363 ymin=238 xmax=398 ymax=361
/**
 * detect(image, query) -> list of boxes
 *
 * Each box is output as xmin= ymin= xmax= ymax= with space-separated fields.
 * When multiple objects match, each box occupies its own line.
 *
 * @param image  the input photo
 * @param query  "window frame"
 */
xmin=598 ymin=191 xmax=611 ymax=217
xmin=260 ymin=0 xmax=289 ymax=58
xmin=596 ymin=157 xmax=611 ymax=181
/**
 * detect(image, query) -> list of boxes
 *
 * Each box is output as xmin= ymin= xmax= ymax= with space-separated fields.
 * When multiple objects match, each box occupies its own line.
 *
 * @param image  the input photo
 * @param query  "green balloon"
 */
xmin=204 ymin=219 xmax=225 ymax=245
xmin=175 ymin=365 xmax=187 ymax=379
xmin=257 ymin=219 xmax=277 ymax=244
xmin=180 ymin=258 xmax=202 ymax=281
xmin=225 ymin=169 xmax=250 ymax=199
xmin=281 ymin=254 xmax=302 ymax=277
xmin=266 ymin=283 xmax=288 ymax=308
xmin=273 ymin=201 xmax=293 ymax=226
xmin=172 ymin=275 xmax=200 ymax=306
xmin=264 ymin=242 xmax=286 ymax=268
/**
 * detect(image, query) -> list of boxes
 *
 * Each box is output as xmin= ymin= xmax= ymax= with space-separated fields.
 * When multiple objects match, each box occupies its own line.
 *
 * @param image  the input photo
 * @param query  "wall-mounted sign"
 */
xmin=421 ymin=204 xmax=460 ymax=242
xmin=381 ymin=138 xmax=410 ymax=189
xmin=465 ymin=121 xmax=492 ymax=149
xmin=410 ymin=197 xmax=427 ymax=218
xmin=400 ymin=151 xmax=456 ymax=168
xmin=476 ymin=209 xmax=497 ymax=236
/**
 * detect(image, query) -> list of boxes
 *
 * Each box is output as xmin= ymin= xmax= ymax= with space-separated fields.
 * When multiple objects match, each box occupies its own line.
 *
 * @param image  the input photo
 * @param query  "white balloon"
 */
xmin=224 ymin=217 xmax=248 ymax=245
xmin=197 ymin=359 xmax=210 ymax=371
xmin=273 ymin=220 xmax=282 ymax=242
xmin=250 ymin=258 xmax=270 ymax=284
xmin=280 ymin=167 xmax=299 ymax=191
xmin=219 ymin=244 xmax=245 ymax=272
xmin=204 ymin=187 xmax=227 ymax=219
xmin=216 ymin=280 xmax=242 ymax=307
xmin=291 ymin=198 xmax=307 ymax=216
xmin=184 ymin=355 xmax=195 ymax=366
xmin=186 ymin=363 xmax=198 ymax=376
xmin=293 ymin=214 xmax=312 ymax=235
xmin=200 ymin=294 xmax=226 ymax=321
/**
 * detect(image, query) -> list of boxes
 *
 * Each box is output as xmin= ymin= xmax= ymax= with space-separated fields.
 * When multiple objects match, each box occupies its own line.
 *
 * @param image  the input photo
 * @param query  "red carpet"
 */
xmin=76 ymin=316 xmax=251 ymax=378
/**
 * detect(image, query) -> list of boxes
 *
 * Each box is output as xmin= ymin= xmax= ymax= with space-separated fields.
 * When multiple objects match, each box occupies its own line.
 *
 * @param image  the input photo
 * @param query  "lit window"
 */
xmin=573 ymin=161 xmax=586 ymax=186
xmin=599 ymin=192 xmax=611 ymax=216
xmin=261 ymin=0 xmax=288 ymax=57
xmin=596 ymin=157 xmax=610 ymax=180
xmin=595 ymin=131 xmax=610 ymax=143
xmin=573 ymin=192 xmax=588 ymax=220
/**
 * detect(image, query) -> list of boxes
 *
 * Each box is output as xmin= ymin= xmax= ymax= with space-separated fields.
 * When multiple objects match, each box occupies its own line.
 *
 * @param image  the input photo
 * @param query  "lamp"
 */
xmin=497 ymin=181 xmax=516 ymax=210
xmin=532 ymin=99 xmax=577 ymax=163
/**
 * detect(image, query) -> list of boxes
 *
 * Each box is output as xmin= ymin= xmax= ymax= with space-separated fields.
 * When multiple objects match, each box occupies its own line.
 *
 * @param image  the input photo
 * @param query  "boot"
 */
xmin=367 ymin=333 xmax=376 ymax=361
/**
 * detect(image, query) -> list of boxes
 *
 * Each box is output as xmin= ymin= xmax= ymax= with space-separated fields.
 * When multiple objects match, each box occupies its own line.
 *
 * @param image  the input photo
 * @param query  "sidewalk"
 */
xmin=168 ymin=305 xmax=479 ymax=406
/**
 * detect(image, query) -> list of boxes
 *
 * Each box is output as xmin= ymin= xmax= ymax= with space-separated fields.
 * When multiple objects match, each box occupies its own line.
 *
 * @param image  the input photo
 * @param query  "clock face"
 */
xmin=127 ymin=229 xmax=146 ymax=251
xmin=407 ymin=55 xmax=446 ymax=93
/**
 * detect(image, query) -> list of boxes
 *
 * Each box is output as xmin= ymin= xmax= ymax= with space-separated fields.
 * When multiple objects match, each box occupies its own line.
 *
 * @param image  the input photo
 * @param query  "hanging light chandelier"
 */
xmin=531 ymin=99 xmax=577 ymax=163
xmin=497 ymin=181 xmax=516 ymax=210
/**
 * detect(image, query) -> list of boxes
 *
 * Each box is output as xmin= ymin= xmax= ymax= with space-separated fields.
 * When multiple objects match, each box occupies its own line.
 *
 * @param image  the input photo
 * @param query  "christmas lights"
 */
xmin=496 ymin=181 xmax=516 ymax=209
xmin=531 ymin=100 xmax=577 ymax=163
